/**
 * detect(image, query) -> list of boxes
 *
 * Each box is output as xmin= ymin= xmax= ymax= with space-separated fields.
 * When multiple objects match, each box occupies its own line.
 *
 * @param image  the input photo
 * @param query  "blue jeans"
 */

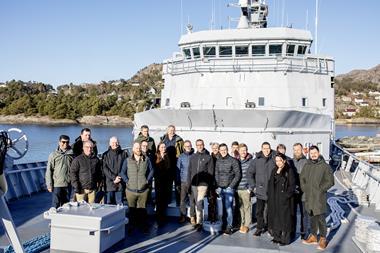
xmin=220 ymin=188 xmax=234 ymax=227
xmin=106 ymin=191 xmax=123 ymax=205
xmin=52 ymin=187 xmax=69 ymax=208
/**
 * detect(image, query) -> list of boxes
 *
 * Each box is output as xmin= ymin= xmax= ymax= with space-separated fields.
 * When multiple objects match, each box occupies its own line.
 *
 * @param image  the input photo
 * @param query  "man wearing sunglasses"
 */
xmin=45 ymin=135 xmax=74 ymax=208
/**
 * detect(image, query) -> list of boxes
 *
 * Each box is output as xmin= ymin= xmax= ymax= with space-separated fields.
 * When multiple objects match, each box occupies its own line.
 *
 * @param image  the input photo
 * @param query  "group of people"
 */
xmin=45 ymin=124 xmax=334 ymax=250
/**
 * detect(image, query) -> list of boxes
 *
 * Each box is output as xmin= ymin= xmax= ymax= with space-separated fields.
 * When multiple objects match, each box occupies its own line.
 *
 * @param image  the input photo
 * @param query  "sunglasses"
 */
xmin=61 ymin=140 xmax=69 ymax=144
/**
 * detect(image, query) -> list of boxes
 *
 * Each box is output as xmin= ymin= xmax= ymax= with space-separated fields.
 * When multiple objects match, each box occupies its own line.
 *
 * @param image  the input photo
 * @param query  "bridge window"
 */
xmin=269 ymin=44 xmax=282 ymax=56
xmin=183 ymin=49 xmax=191 ymax=60
xmin=302 ymin=97 xmax=308 ymax=107
xmin=203 ymin=46 xmax=216 ymax=57
xmin=252 ymin=45 xmax=266 ymax=56
xmin=219 ymin=46 xmax=232 ymax=57
xmin=286 ymin=45 xmax=295 ymax=56
xmin=258 ymin=97 xmax=265 ymax=106
xmin=297 ymin=45 xmax=307 ymax=55
xmin=235 ymin=45 xmax=249 ymax=57
xmin=165 ymin=98 xmax=170 ymax=106
xmin=192 ymin=47 xmax=200 ymax=58
xmin=322 ymin=98 xmax=327 ymax=107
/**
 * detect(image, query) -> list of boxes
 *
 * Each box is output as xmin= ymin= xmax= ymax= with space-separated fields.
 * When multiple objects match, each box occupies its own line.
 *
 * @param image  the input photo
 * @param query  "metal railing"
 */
xmin=331 ymin=142 xmax=380 ymax=210
xmin=164 ymin=56 xmax=335 ymax=76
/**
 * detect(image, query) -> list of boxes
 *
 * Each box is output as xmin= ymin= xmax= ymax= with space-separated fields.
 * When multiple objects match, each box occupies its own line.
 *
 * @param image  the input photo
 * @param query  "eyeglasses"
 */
xmin=61 ymin=141 xmax=69 ymax=144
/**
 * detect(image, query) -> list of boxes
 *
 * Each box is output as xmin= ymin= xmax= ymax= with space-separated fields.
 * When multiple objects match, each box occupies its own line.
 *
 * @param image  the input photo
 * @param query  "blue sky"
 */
xmin=0 ymin=0 xmax=379 ymax=87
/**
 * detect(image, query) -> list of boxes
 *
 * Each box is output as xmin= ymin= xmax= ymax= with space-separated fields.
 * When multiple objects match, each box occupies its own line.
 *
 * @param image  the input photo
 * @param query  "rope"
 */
xmin=4 ymin=234 xmax=50 ymax=253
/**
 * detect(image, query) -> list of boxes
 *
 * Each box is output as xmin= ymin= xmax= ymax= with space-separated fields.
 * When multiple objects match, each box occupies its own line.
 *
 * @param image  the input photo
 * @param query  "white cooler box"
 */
xmin=44 ymin=203 xmax=128 ymax=253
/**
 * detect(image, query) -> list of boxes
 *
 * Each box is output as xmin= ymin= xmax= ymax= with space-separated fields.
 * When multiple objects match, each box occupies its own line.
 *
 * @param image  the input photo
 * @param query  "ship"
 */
xmin=1 ymin=1 xmax=380 ymax=252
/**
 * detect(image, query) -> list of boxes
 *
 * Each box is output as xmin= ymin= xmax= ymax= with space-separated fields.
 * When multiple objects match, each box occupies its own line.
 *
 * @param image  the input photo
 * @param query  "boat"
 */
xmin=1 ymin=1 xmax=380 ymax=252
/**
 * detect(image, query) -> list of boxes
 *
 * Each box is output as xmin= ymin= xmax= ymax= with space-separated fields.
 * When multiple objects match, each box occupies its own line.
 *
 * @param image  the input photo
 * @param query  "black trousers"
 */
xmin=273 ymin=230 xmax=292 ymax=245
xmin=256 ymin=198 xmax=267 ymax=230
xmin=310 ymin=213 xmax=327 ymax=237
xmin=52 ymin=187 xmax=69 ymax=208
xmin=294 ymin=194 xmax=310 ymax=236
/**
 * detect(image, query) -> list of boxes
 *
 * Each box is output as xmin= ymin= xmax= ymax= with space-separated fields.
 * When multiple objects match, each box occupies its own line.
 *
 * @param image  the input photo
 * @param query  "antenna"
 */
xmin=306 ymin=9 xmax=309 ymax=30
xmin=180 ymin=0 xmax=183 ymax=35
xmin=315 ymin=0 xmax=319 ymax=54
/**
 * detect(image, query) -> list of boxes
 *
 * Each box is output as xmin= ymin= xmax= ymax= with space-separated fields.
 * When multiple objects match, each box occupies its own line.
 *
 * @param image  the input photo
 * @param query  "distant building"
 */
xmin=359 ymin=102 xmax=369 ymax=107
xmin=369 ymin=91 xmax=380 ymax=96
xmin=354 ymin=98 xmax=364 ymax=104
xmin=343 ymin=108 xmax=357 ymax=117
xmin=131 ymin=83 xmax=140 ymax=87
xmin=352 ymin=92 xmax=363 ymax=96
xmin=341 ymin=96 xmax=352 ymax=102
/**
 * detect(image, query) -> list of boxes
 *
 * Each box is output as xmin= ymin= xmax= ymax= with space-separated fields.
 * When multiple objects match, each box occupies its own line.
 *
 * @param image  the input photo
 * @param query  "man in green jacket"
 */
xmin=135 ymin=125 xmax=156 ymax=154
xmin=45 ymin=135 xmax=74 ymax=208
xmin=300 ymin=145 xmax=334 ymax=250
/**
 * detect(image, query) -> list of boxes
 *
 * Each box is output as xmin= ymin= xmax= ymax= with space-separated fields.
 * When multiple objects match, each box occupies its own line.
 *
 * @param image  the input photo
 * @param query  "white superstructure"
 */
xmin=134 ymin=0 xmax=335 ymax=158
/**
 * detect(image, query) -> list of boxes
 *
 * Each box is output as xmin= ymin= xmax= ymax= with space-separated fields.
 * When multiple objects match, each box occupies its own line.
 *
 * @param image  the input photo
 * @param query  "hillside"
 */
xmin=0 ymin=64 xmax=163 ymax=122
xmin=335 ymin=65 xmax=380 ymax=121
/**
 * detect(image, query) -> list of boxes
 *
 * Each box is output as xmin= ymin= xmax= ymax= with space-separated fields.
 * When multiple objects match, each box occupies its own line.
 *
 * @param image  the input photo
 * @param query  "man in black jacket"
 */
xmin=215 ymin=143 xmax=241 ymax=235
xmin=72 ymin=128 xmax=98 ymax=158
xmin=102 ymin=136 xmax=128 ymax=205
xmin=187 ymin=139 xmax=214 ymax=230
xmin=247 ymin=142 xmax=276 ymax=236
xmin=70 ymin=140 xmax=102 ymax=203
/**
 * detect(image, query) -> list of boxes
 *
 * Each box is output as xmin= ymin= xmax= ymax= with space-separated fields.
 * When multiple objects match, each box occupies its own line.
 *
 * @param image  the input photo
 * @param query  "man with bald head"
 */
xmin=70 ymin=140 xmax=102 ymax=204
xmin=102 ymin=136 xmax=128 ymax=205
xmin=121 ymin=142 xmax=154 ymax=232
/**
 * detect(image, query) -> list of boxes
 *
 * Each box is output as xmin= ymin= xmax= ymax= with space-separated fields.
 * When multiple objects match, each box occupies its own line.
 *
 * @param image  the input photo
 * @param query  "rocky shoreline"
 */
xmin=0 ymin=114 xmax=134 ymax=126
xmin=335 ymin=118 xmax=380 ymax=125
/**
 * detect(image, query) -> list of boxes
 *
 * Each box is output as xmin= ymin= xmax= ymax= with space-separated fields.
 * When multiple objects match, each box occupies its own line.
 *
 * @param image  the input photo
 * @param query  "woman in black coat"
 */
xmin=154 ymin=142 xmax=172 ymax=224
xmin=267 ymin=153 xmax=296 ymax=245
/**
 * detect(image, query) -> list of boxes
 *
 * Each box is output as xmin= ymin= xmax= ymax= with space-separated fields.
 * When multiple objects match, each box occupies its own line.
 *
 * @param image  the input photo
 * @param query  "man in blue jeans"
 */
xmin=215 ymin=143 xmax=241 ymax=235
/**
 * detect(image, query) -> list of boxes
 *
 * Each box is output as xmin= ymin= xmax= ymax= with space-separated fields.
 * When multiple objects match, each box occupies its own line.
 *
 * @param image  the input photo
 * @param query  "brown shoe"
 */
xmin=239 ymin=226 xmax=249 ymax=234
xmin=317 ymin=237 xmax=328 ymax=250
xmin=178 ymin=215 xmax=186 ymax=224
xmin=190 ymin=217 xmax=196 ymax=225
xmin=302 ymin=234 xmax=318 ymax=245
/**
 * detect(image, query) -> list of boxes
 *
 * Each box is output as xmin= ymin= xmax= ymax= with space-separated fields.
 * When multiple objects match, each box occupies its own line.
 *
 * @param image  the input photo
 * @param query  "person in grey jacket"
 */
xmin=247 ymin=142 xmax=276 ymax=236
xmin=292 ymin=143 xmax=309 ymax=239
xmin=236 ymin=143 xmax=253 ymax=234
xmin=176 ymin=140 xmax=195 ymax=223
xmin=46 ymin=135 xmax=73 ymax=208
xmin=215 ymin=143 xmax=241 ymax=235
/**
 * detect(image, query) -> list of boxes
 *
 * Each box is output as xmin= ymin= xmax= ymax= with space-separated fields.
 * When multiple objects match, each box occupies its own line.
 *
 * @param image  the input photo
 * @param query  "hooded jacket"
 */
xmin=46 ymin=146 xmax=74 ymax=188
xmin=187 ymin=149 xmax=214 ymax=187
xmin=300 ymin=155 xmax=334 ymax=215
xmin=247 ymin=150 xmax=276 ymax=201
xmin=102 ymin=146 xmax=128 ymax=192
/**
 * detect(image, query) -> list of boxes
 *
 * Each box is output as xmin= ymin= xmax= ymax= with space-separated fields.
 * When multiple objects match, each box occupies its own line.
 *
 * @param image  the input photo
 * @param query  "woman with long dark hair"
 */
xmin=154 ymin=142 xmax=172 ymax=224
xmin=267 ymin=153 xmax=296 ymax=245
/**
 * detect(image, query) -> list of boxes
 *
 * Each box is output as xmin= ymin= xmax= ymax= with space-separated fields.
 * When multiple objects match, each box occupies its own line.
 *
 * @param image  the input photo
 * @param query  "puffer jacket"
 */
xmin=46 ymin=147 xmax=74 ymax=188
xmin=237 ymin=153 xmax=253 ymax=190
xmin=215 ymin=154 xmax=241 ymax=189
xmin=70 ymin=153 xmax=102 ymax=192
xmin=247 ymin=150 xmax=276 ymax=201
xmin=102 ymin=146 xmax=128 ymax=191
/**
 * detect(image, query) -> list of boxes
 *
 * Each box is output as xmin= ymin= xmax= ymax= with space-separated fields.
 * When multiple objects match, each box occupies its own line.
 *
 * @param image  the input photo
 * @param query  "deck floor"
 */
xmin=1 ymin=174 xmax=379 ymax=253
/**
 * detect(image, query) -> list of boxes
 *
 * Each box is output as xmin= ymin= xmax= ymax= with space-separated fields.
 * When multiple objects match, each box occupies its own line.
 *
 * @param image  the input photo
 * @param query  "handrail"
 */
xmin=332 ymin=141 xmax=380 ymax=182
